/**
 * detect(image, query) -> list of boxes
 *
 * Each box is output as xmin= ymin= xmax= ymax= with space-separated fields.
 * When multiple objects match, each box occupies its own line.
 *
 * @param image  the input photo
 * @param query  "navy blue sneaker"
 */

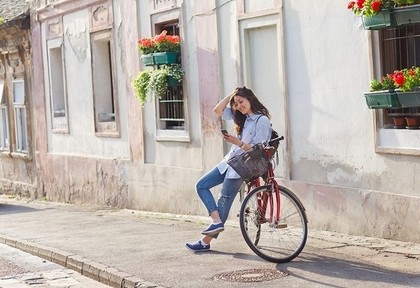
xmin=201 ymin=222 xmax=224 ymax=236
xmin=185 ymin=240 xmax=210 ymax=252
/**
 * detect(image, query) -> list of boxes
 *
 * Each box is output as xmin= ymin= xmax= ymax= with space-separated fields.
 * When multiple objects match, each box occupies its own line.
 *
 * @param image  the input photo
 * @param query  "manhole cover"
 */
xmin=212 ymin=268 xmax=288 ymax=282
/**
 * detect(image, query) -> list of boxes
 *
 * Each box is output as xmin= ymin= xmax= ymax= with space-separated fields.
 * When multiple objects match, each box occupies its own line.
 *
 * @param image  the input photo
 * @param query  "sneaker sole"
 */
xmin=185 ymin=244 xmax=210 ymax=252
xmin=201 ymin=227 xmax=225 ymax=236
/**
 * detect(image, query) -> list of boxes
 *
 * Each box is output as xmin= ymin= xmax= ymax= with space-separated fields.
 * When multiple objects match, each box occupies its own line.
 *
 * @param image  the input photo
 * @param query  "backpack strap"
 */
xmin=256 ymin=115 xmax=279 ymax=164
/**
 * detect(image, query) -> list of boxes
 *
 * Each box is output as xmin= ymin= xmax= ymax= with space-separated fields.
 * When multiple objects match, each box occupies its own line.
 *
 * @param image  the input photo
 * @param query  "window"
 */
xmin=380 ymin=24 xmax=420 ymax=127
xmin=155 ymin=22 xmax=186 ymax=131
xmin=0 ymin=81 xmax=9 ymax=150
xmin=47 ymin=38 xmax=68 ymax=132
xmin=91 ymin=29 xmax=119 ymax=136
xmin=13 ymin=79 xmax=28 ymax=153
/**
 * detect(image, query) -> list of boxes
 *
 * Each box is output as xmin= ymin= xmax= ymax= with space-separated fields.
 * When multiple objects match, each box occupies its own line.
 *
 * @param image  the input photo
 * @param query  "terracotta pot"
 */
xmin=405 ymin=117 xmax=420 ymax=129
xmin=392 ymin=117 xmax=406 ymax=128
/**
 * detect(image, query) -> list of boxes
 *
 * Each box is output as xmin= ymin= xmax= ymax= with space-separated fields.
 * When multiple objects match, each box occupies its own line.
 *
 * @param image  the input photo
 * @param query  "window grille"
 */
xmin=381 ymin=24 xmax=420 ymax=124
xmin=155 ymin=22 xmax=186 ymax=131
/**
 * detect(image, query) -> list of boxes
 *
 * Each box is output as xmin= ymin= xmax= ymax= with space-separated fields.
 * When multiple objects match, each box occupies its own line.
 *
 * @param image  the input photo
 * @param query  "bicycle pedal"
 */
xmin=274 ymin=223 xmax=288 ymax=229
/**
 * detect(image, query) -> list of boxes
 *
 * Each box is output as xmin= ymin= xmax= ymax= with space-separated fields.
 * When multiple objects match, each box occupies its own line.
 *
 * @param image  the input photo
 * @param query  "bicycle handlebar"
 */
xmin=268 ymin=136 xmax=284 ymax=146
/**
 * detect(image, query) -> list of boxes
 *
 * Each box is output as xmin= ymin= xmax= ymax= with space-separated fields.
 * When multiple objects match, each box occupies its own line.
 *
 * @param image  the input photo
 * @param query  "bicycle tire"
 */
xmin=239 ymin=184 xmax=308 ymax=263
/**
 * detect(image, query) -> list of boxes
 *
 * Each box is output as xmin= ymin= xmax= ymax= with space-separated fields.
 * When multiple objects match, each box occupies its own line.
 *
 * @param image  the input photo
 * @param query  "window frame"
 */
xmin=371 ymin=25 xmax=420 ymax=156
xmin=47 ymin=37 xmax=69 ymax=134
xmin=90 ymin=28 xmax=120 ymax=137
xmin=0 ymin=81 xmax=9 ymax=151
xmin=12 ymin=79 xmax=28 ymax=154
xmin=151 ymin=10 xmax=190 ymax=142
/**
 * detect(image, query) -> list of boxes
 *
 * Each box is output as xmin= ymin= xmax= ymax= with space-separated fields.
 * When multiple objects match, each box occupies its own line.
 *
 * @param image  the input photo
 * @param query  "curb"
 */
xmin=0 ymin=234 xmax=165 ymax=288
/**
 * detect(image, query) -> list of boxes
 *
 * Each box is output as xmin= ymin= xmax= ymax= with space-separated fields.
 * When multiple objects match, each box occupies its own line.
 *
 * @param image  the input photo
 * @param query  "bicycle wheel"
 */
xmin=239 ymin=184 xmax=308 ymax=263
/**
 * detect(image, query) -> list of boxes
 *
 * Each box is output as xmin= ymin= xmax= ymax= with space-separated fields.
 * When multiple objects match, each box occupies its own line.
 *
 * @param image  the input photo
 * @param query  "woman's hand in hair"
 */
xmin=214 ymin=91 xmax=235 ymax=116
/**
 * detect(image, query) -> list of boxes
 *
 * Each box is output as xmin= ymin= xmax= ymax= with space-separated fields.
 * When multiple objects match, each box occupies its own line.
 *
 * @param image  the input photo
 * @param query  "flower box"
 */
xmin=394 ymin=4 xmax=420 ymax=26
xmin=153 ymin=52 xmax=180 ymax=65
xmin=167 ymin=76 xmax=182 ymax=87
xmin=396 ymin=89 xmax=420 ymax=107
xmin=362 ymin=10 xmax=395 ymax=30
xmin=364 ymin=90 xmax=400 ymax=109
xmin=140 ymin=54 xmax=154 ymax=66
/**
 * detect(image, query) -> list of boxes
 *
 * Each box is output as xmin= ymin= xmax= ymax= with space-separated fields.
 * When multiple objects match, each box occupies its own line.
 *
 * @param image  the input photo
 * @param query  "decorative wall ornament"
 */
xmin=154 ymin=0 xmax=176 ymax=10
xmin=47 ymin=17 xmax=62 ymax=39
xmin=65 ymin=21 xmax=88 ymax=63
xmin=90 ymin=1 xmax=113 ymax=31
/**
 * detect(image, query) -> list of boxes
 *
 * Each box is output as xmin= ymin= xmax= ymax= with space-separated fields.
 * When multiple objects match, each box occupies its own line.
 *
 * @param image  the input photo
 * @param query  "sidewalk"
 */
xmin=0 ymin=194 xmax=419 ymax=288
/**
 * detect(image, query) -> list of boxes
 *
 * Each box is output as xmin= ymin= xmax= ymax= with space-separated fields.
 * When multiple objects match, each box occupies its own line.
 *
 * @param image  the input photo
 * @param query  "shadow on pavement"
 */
xmin=0 ymin=203 xmax=40 ymax=215
xmin=278 ymin=253 xmax=420 ymax=288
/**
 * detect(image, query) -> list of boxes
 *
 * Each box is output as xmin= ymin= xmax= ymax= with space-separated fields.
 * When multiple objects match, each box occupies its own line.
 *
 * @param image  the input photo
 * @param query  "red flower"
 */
xmin=138 ymin=38 xmax=154 ymax=47
xmin=348 ymin=1 xmax=356 ymax=9
xmin=154 ymin=30 xmax=168 ymax=43
xmin=392 ymin=72 xmax=406 ymax=86
xmin=356 ymin=0 xmax=365 ymax=9
xmin=371 ymin=1 xmax=381 ymax=11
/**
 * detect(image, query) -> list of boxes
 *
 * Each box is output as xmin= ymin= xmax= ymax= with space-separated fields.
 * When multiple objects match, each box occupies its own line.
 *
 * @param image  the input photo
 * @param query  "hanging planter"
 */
xmin=365 ymin=67 xmax=420 ymax=109
xmin=396 ymin=89 xmax=420 ymax=107
xmin=140 ymin=54 xmax=155 ymax=66
xmin=394 ymin=4 xmax=420 ymax=26
xmin=362 ymin=10 xmax=395 ymax=30
xmin=131 ymin=64 xmax=184 ymax=106
xmin=364 ymin=90 xmax=400 ymax=109
xmin=167 ymin=75 xmax=182 ymax=86
xmin=153 ymin=52 xmax=180 ymax=65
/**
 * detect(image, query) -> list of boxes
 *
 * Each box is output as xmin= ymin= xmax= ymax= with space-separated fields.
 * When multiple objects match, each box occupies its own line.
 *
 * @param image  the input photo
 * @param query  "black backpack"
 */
xmin=256 ymin=115 xmax=279 ymax=157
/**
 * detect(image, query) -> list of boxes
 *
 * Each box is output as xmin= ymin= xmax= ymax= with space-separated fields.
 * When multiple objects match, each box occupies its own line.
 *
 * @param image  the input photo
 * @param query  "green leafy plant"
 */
xmin=132 ymin=70 xmax=151 ymax=105
xmin=0 ymin=17 xmax=4 ymax=25
xmin=370 ymin=67 xmax=420 ymax=92
xmin=395 ymin=0 xmax=420 ymax=5
xmin=131 ymin=64 xmax=184 ymax=105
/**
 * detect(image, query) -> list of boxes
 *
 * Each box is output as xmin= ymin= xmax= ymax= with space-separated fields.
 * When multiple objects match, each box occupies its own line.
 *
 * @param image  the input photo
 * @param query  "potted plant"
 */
xmin=347 ymin=0 xmax=420 ymax=29
xmin=348 ymin=0 xmax=396 ymax=29
xmin=364 ymin=73 xmax=400 ymax=108
xmin=365 ymin=67 xmax=420 ymax=108
xmin=405 ymin=116 xmax=420 ymax=128
xmin=137 ymin=30 xmax=181 ymax=66
xmin=132 ymin=64 xmax=184 ymax=106
xmin=393 ymin=0 xmax=420 ymax=26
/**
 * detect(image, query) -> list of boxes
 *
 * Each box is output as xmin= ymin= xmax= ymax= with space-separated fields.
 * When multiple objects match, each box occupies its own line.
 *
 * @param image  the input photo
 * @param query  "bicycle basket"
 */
xmin=227 ymin=144 xmax=271 ymax=183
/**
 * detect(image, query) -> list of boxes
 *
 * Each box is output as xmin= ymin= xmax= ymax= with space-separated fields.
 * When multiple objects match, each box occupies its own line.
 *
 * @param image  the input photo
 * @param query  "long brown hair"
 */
xmin=229 ymin=86 xmax=270 ymax=135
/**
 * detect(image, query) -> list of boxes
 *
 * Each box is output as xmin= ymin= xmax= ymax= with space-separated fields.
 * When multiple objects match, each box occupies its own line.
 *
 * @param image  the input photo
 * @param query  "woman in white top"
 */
xmin=186 ymin=86 xmax=272 ymax=252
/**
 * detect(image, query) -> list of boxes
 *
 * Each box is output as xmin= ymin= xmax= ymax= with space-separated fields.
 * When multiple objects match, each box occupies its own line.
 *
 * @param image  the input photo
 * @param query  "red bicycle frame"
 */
xmin=245 ymin=148 xmax=281 ymax=224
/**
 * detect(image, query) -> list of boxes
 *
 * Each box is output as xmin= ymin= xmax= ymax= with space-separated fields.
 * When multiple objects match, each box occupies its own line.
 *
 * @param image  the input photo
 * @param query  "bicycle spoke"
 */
xmin=239 ymin=185 xmax=308 ymax=263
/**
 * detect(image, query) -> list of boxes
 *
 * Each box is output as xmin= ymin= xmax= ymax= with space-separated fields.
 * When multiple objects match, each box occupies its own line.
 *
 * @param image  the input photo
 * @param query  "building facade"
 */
xmin=0 ymin=0 xmax=35 ymax=196
xmin=1 ymin=0 xmax=419 ymax=242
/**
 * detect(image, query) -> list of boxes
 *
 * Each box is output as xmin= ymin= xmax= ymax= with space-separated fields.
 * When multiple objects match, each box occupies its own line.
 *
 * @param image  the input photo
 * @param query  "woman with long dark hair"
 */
xmin=186 ymin=86 xmax=272 ymax=252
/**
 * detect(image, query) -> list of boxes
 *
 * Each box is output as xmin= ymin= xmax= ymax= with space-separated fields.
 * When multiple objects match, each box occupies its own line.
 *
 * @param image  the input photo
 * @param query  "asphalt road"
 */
xmin=0 ymin=196 xmax=420 ymax=288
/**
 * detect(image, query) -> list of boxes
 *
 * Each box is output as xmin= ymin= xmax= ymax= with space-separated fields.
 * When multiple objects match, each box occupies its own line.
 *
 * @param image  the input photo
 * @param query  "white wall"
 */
xmin=42 ymin=7 xmax=130 ymax=160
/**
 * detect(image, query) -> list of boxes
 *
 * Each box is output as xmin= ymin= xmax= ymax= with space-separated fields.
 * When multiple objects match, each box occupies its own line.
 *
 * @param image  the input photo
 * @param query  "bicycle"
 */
xmin=228 ymin=136 xmax=308 ymax=263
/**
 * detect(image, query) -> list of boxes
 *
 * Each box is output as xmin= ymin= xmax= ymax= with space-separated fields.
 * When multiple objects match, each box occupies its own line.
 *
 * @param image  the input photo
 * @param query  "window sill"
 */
xmin=156 ymin=129 xmax=190 ymax=142
xmin=376 ymin=128 xmax=420 ymax=156
xmin=10 ymin=152 xmax=32 ymax=161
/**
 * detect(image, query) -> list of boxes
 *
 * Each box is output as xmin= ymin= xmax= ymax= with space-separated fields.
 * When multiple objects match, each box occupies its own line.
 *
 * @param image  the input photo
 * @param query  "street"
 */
xmin=0 ymin=195 xmax=419 ymax=288
xmin=0 ymin=243 xmax=112 ymax=287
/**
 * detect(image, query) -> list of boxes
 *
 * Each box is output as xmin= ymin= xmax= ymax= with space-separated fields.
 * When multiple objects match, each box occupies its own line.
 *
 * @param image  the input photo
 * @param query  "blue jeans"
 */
xmin=195 ymin=167 xmax=243 ymax=237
